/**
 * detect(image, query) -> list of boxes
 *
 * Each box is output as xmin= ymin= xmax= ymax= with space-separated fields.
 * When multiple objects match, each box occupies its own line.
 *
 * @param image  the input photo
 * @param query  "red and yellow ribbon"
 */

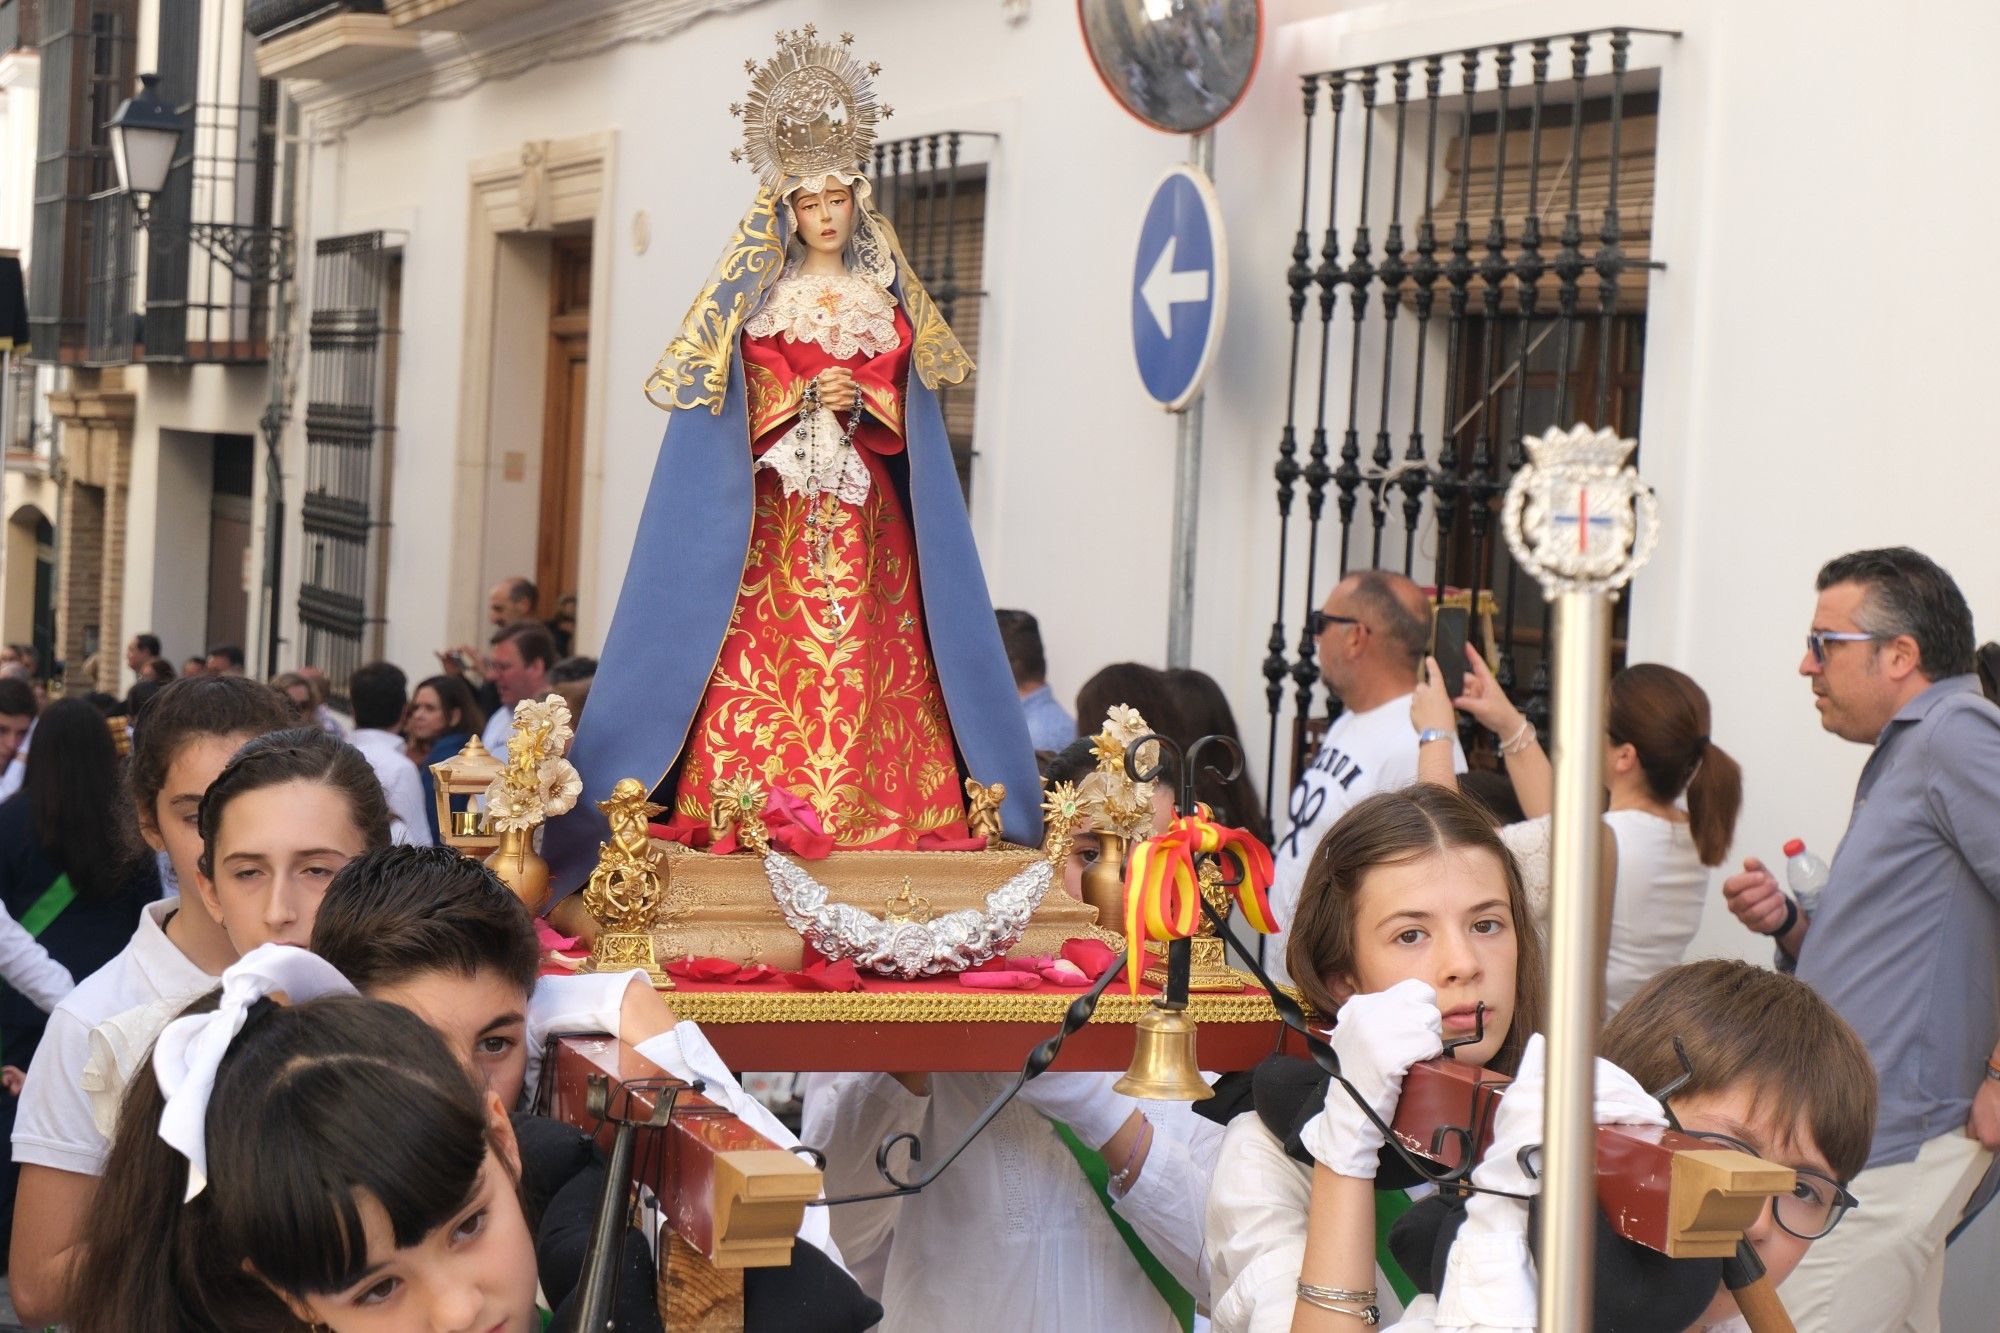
xmin=1122 ymin=806 xmax=1278 ymax=993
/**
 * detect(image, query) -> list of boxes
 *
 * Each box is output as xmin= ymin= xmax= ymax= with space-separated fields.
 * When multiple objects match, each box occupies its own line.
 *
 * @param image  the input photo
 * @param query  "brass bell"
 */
xmin=1114 ymin=1000 xmax=1214 ymax=1101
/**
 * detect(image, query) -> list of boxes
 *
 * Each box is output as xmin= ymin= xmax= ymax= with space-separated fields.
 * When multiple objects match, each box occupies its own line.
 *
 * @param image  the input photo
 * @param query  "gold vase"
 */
xmin=1079 ymin=832 xmax=1129 ymax=931
xmin=486 ymin=827 xmax=552 ymax=913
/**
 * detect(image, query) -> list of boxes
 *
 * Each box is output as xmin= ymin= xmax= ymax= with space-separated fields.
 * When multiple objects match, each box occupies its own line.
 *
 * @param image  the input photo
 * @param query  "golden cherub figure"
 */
xmin=964 ymin=777 xmax=1006 ymax=844
xmin=583 ymin=778 xmax=667 ymax=935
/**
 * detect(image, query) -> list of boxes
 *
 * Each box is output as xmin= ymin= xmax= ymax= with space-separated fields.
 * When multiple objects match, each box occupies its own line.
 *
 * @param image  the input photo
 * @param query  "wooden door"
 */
xmin=536 ymin=235 xmax=591 ymax=619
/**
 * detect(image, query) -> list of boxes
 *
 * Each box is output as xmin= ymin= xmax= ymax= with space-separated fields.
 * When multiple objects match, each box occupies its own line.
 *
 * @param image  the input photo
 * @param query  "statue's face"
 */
xmin=790 ymin=183 xmax=856 ymax=258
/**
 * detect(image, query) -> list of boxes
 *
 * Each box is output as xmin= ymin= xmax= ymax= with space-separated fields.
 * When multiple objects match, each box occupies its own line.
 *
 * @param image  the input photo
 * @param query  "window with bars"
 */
xmin=1260 ymin=31 xmax=1667 ymax=806
xmin=869 ymin=131 xmax=992 ymax=496
xmin=297 ymin=232 xmax=397 ymax=707
xmin=27 ymin=0 xmax=136 ymax=363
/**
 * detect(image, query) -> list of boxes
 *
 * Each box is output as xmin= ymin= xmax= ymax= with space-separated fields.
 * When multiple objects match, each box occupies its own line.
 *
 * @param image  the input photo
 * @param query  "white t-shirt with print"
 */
xmin=1264 ymin=693 xmax=1464 ymax=989
xmin=13 ymin=898 xmax=216 ymax=1175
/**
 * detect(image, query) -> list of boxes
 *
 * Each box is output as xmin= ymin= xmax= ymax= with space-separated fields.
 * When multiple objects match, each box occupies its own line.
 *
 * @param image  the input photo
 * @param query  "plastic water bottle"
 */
xmin=1783 ymin=839 xmax=1829 ymax=903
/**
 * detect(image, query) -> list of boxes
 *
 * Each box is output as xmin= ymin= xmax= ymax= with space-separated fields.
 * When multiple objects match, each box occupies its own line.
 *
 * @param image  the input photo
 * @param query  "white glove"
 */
xmin=1438 ymin=1035 xmax=1668 ymax=1330
xmin=1298 ymin=978 xmax=1442 ymax=1178
xmin=1017 ymin=1070 xmax=1140 ymax=1151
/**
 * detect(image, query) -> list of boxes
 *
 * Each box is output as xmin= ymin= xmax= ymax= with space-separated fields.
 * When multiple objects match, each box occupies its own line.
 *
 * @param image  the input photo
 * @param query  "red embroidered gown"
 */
xmin=670 ymin=276 xmax=972 ymax=848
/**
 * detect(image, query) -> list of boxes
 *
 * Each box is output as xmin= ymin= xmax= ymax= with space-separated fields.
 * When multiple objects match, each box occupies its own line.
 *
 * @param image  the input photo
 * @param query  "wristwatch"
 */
xmin=1417 ymin=728 xmax=1454 ymax=746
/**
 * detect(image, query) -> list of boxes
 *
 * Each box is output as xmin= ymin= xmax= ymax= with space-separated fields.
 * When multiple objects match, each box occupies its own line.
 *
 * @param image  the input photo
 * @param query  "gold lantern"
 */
xmin=429 ymin=735 xmax=504 ymax=859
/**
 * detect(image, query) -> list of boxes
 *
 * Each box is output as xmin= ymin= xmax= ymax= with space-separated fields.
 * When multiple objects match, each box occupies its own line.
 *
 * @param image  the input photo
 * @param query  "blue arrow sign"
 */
xmin=1131 ymin=164 xmax=1228 ymax=411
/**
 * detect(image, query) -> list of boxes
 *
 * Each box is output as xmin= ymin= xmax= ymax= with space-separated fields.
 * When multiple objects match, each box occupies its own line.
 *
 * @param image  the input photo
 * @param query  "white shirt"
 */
xmin=13 ymin=899 xmax=215 ymax=1175
xmin=801 ymin=1070 xmax=1221 ymax=1332
xmin=347 ymin=726 xmax=435 ymax=847
xmin=1203 ymin=1113 xmax=1412 ymax=1333
xmin=1265 ymin=694 xmax=1466 ymax=987
xmin=0 ymin=894 xmax=74 ymax=1013
xmin=1499 ymin=810 xmax=1709 ymax=1016
xmin=0 ymin=720 xmax=31 ymax=803
xmin=483 ymin=704 xmax=514 ymax=764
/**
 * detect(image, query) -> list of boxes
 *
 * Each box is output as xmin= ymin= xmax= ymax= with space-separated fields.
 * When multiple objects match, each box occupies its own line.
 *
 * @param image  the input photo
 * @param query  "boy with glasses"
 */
xmin=1600 ymin=960 xmax=1874 ymax=1331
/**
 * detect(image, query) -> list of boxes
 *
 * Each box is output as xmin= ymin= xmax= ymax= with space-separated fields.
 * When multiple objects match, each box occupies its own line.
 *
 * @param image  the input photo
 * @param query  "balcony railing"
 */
xmin=245 ymin=0 xmax=381 ymax=39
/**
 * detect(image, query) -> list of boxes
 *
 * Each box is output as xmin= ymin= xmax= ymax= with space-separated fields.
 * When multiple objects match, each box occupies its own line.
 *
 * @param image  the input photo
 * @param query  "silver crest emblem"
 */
xmin=1501 ymin=424 xmax=1659 ymax=598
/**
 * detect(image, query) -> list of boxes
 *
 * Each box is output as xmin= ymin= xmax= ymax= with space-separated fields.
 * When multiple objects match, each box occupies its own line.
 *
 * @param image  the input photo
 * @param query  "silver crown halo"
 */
xmin=1501 ymin=423 xmax=1660 ymax=598
xmin=729 ymin=26 xmax=892 ymax=186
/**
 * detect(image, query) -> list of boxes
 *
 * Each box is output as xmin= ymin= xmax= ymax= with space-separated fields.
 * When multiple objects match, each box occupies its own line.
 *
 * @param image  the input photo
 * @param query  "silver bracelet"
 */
xmin=1295 ymin=1282 xmax=1380 ymax=1323
xmin=1106 ymin=1117 xmax=1151 ymax=1198
xmin=1498 ymin=720 xmax=1536 ymax=755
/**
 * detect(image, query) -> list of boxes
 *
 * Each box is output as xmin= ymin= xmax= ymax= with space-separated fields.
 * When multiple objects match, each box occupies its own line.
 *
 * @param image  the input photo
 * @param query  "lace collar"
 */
xmin=744 ymin=270 xmax=900 ymax=360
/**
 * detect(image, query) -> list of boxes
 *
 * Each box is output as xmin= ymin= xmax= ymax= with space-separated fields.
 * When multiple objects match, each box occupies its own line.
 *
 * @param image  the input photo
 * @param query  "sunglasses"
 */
xmin=1308 ymin=611 xmax=1364 ymax=637
xmin=1682 ymin=1130 xmax=1858 ymax=1239
xmin=1805 ymin=629 xmax=1885 ymax=666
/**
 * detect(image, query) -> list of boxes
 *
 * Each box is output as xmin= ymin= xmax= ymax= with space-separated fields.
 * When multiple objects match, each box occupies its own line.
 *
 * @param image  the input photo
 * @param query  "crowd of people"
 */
xmin=0 ymin=547 xmax=1978 ymax=1330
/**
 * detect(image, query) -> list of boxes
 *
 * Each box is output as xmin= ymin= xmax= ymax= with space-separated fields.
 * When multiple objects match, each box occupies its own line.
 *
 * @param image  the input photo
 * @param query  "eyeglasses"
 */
xmin=1805 ymin=629 xmax=1884 ymax=666
xmin=1682 ymin=1131 xmax=1858 ymax=1239
xmin=1309 ymin=611 xmax=1364 ymax=637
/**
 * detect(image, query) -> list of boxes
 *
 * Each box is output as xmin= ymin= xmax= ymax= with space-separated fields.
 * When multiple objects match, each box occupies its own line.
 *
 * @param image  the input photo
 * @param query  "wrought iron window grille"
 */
xmin=869 ymin=130 xmax=994 ymax=497
xmin=28 ymin=0 xmax=137 ymax=364
xmin=296 ymin=231 xmax=395 ymax=708
xmin=1259 ymin=27 xmax=1676 ymax=821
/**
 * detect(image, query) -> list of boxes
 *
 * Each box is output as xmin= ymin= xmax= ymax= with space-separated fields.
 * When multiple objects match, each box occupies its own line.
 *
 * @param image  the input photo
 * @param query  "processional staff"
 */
xmin=1500 ymin=423 xmax=1660 ymax=1329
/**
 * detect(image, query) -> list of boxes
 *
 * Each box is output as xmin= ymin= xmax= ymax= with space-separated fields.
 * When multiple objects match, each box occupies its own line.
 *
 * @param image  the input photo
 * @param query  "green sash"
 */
xmin=3 ymin=873 xmax=75 ymax=1069
xmin=20 ymin=873 xmax=75 ymax=939
xmin=1051 ymin=1120 xmax=1197 ymax=1332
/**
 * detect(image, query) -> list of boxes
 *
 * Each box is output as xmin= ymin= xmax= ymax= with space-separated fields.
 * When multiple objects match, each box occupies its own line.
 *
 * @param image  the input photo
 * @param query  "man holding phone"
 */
xmin=1264 ymin=570 xmax=1467 ymax=987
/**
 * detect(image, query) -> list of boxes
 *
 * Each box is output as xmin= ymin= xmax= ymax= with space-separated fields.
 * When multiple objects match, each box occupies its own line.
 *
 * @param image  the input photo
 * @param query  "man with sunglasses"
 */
xmin=1264 ymin=571 xmax=1465 ymax=988
xmin=1722 ymin=546 xmax=2000 ymax=1333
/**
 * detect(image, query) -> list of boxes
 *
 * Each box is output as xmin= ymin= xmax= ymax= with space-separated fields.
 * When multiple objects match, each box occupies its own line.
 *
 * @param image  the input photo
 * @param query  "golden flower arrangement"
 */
xmin=1075 ymin=705 xmax=1160 ymax=842
xmin=484 ymin=694 xmax=584 ymax=831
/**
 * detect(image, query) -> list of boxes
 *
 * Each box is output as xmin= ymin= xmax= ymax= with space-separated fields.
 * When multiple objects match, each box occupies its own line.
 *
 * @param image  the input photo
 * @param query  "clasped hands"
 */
xmin=812 ymin=367 xmax=859 ymax=414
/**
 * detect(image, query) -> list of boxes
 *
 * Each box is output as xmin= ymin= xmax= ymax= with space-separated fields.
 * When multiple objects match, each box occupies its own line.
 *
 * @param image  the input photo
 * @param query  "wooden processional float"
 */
xmin=425 ymin=428 xmax=1796 ymax=1330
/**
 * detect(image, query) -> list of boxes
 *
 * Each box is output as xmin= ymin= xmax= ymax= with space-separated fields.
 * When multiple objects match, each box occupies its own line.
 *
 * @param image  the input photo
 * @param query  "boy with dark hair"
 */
xmin=309 ymin=845 xmax=878 ymax=1331
xmin=343 ymin=660 xmax=431 ymax=845
xmin=308 ymin=847 xmax=839 ymax=1242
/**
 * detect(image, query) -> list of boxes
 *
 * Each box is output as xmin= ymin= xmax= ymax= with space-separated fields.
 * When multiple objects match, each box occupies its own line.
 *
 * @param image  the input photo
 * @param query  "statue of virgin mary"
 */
xmin=545 ymin=28 xmax=1041 ymax=896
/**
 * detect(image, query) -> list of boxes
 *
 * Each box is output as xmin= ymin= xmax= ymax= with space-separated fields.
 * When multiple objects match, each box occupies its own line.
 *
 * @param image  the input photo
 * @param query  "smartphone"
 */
xmin=1431 ymin=606 xmax=1470 ymax=698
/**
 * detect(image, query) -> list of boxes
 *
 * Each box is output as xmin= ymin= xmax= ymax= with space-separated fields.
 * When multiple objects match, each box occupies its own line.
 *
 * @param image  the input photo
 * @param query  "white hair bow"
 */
xmin=153 ymin=943 xmax=357 ymax=1201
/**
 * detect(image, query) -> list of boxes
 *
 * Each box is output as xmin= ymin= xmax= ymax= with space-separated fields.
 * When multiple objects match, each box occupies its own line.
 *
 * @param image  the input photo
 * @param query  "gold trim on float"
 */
xmin=650 ymin=988 xmax=1283 ymax=1026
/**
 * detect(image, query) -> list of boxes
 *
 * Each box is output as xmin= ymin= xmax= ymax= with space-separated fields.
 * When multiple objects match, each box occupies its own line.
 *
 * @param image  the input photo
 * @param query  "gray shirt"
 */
xmin=1796 ymin=675 xmax=2000 ymax=1168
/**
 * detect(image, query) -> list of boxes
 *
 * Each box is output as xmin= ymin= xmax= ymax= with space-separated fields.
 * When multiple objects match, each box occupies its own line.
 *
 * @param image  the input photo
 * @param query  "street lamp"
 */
xmin=106 ymin=70 xmax=293 ymax=286
xmin=108 ymin=70 xmax=299 ymax=679
xmin=107 ymin=73 xmax=183 ymax=207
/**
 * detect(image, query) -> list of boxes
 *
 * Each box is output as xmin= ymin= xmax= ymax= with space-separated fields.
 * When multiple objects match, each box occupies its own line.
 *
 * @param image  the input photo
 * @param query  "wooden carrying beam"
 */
xmin=543 ymin=1034 xmax=822 ymax=1267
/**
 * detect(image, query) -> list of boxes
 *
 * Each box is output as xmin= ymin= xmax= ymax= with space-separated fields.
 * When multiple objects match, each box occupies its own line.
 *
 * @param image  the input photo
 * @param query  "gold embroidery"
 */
xmin=745 ymin=362 xmax=805 ymax=440
xmin=676 ymin=469 xmax=967 ymax=847
xmin=859 ymin=380 xmax=902 ymax=438
xmin=644 ymin=191 xmax=786 ymax=414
